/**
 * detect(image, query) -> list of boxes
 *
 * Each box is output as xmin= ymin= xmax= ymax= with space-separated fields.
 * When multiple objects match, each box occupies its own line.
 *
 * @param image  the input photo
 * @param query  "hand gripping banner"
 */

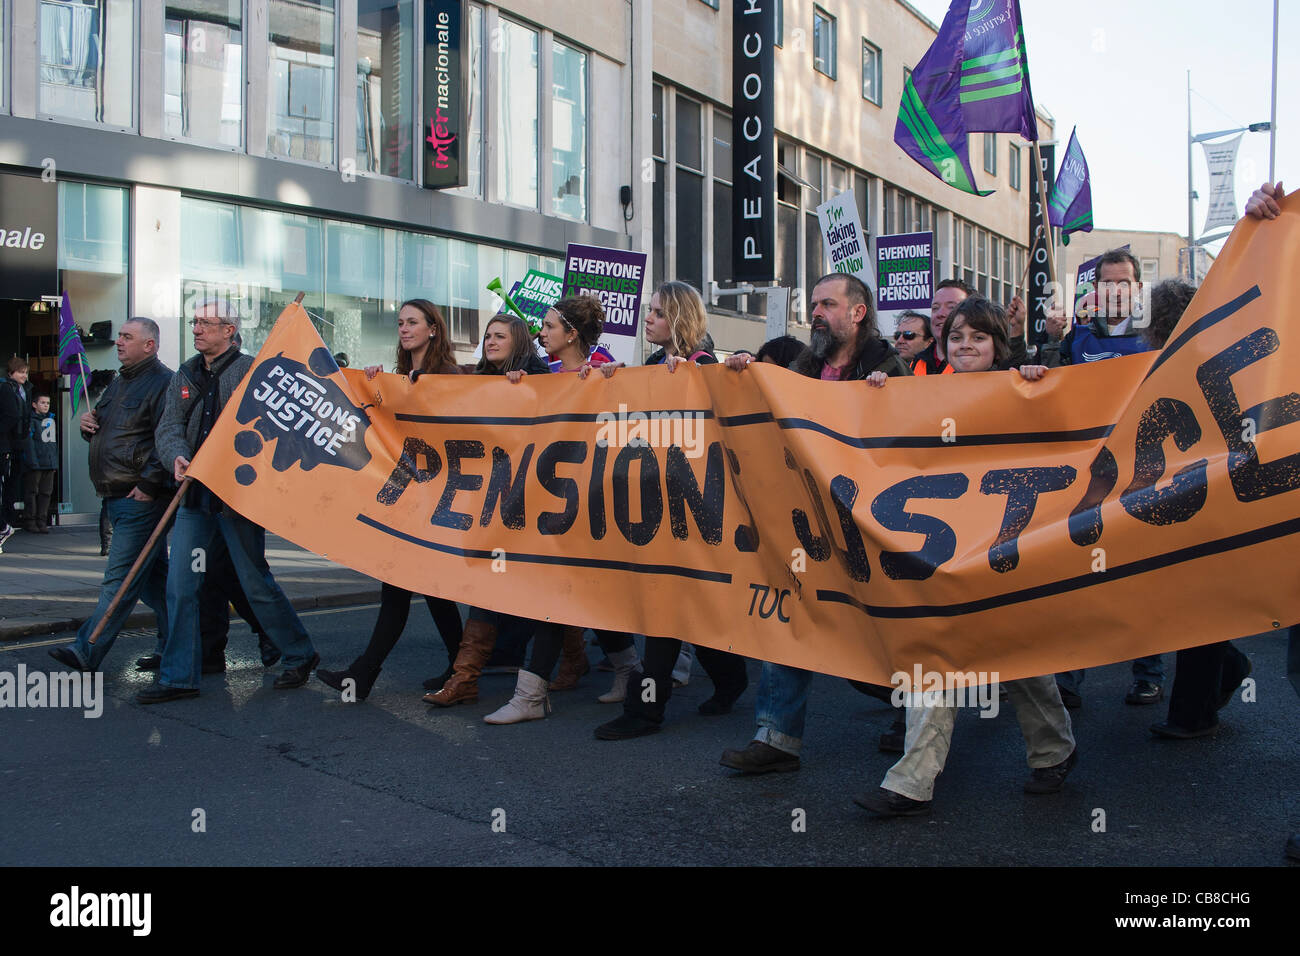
xmin=190 ymin=201 xmax=1300 ymax=688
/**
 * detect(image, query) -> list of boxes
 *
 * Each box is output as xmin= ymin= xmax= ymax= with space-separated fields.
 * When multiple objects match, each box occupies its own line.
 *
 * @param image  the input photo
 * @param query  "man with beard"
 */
xmin=911 ymin=278 xmax=974 ymax=375
xmin=718 ymin=273 xmax=910 ymax=773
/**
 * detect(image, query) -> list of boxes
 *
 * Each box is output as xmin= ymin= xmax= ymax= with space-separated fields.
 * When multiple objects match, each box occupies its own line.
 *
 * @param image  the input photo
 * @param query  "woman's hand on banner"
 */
xmin=595 ymin=361 xmax=624 ymax=379
xmin=506 ymin=370 xmax=528 ymax=384
xmin=1246 ymin=182 xmax=1285 ymax=220
xmin=363 ymin=364 xmax=384 ymax=380
xmin=1018 ymin=365 xmax=1049 ymax=382
xmin=865 ymin=371 xmax=888 ymax=388
xmin=724 ymin=353 xmax=753 ymax=372
xmin=663 ymin=354 xmax=687 ymax=373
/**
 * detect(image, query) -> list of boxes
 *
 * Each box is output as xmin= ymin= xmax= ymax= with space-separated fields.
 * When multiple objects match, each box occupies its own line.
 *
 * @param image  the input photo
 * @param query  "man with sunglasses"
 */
xmin=138 ymin=298 xmax=318 ymax=703
xmin=891 ymin=311 xmax=932 ymax=365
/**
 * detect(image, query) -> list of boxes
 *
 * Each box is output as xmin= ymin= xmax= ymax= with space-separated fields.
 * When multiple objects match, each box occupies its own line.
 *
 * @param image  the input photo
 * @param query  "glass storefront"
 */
xmin=179 ymin=196 xmax=561 ymax=372
xmin=58 ymin=182 xmax=130 ymax=516
xmin=39 ymin=0 xmax=136 ymax=128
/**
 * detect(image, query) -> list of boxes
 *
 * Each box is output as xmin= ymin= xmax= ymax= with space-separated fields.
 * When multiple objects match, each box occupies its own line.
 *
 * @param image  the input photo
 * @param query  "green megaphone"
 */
xmin=486 ymin=276 xmax=528 ymax=322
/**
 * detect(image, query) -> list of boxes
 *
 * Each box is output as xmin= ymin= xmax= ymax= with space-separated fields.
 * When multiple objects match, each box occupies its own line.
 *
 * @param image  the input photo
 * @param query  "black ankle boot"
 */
xmin=423 ymin=664 xmax=455 ymax=692
xmin=317 ymin=662 xmax=380 ymax=700
xmin=258 ymin=633 xmax=282 ymax=668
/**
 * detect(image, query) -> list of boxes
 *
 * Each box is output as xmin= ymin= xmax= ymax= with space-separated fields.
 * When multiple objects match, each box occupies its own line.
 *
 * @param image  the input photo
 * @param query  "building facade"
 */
xmin=1 ymin=0 xmax=1047 ymax=516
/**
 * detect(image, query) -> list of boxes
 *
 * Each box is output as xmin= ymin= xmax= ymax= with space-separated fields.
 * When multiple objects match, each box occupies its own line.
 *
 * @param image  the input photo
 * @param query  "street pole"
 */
xmin=1187 ymin=71 xmax=1196 ymax=281
xmin=1270 ymin=0 xmax=1279 ymax=181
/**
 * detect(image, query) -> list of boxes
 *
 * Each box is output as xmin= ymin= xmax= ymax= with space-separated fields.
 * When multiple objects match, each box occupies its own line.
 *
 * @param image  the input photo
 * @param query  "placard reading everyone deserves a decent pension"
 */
xmin=562 ymin=243 xmax=648 ymax=367
xmin=876 ymin=231 xmax=933 ymax=311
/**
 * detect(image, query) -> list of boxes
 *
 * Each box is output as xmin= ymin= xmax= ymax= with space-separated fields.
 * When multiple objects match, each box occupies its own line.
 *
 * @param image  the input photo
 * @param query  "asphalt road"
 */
xmin=2 ymin=605 xmax=1296 ymax=867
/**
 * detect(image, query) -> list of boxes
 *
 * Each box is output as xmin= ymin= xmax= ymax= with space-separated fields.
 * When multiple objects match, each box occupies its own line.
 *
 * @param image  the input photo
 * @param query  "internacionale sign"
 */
xmin=189 ymin=200 xmax=1300 ymax=687
xmin=422 ymin=0 xmax=467 ymax=189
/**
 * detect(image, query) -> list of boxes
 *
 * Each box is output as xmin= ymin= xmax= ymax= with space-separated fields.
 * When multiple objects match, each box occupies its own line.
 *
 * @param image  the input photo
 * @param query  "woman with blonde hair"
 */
xmin=592 ymin=281 xmax=750 ymax=740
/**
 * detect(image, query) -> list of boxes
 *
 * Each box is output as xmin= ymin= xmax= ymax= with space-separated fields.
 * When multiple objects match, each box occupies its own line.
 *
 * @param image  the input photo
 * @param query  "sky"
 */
xmin=905 ymin=0 xmax=1294 ymax=253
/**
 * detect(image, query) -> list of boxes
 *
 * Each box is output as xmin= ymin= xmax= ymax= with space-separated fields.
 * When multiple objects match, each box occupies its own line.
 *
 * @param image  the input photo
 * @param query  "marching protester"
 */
xmin=316 ymin=300 xmax=465 ymax=700
xmin=889 ymin=311 xmax=932 ymax=366
xmin=479 ymin=296 xmax=640 ymax=724
xmin=910 ymin=278 xmax=973 ymax=375
xmin=0 ymin=357 xmax=32 ymax=549
xmin=718 ymin=273 xmax=910 ymax=773
xmin=1051 ymin=248 xmax=1163 ymax=708
xmin=423 ymin=315 xmax=551 ymax=710
xmin=588 ymin=281 xmax=749 ymax=739
xmin=1134 ymin=278 xmax=1255 ymax=739
xmin=47 ymin=319 xmax=174 ymax=672
xmin=139 ymin=299 xmax=319 ymax=703
xmin=853 ymin=296 xmax=1077 ymax=817
xmin=22 ymin=390 xmax=57 ymax=533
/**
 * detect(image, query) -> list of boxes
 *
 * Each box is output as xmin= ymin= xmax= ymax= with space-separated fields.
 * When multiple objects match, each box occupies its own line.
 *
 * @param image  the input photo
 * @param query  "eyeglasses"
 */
xmin=191 ymin=318 xmax=232 ymax=329
xmin=893 ymin=330 xmax=920 ymax=341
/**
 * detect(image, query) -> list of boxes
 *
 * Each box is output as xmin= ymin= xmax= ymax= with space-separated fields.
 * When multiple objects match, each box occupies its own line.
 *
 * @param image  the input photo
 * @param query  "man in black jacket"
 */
xmin=0 ymin=356 xmax=33 ymax=548
xmin=48 ymin=319 xmax=174 ymax=672
xmin=719 ymin=273 xmax=912 ymax=773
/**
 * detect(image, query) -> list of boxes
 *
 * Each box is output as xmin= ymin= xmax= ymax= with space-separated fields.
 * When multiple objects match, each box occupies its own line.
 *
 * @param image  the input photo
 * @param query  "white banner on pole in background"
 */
xmin=1202 ymin=134 xmax=1243 ymax=233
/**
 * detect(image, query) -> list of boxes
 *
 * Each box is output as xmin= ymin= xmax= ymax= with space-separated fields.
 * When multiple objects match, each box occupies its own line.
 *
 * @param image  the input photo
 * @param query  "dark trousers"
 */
xmin=527 ymin=627 xmax=633 ymax=679
xmin=352 ymin=581 xmax=463 ymax=672
xmin=200 ymin=533 xmax=267 ymax=663
xmin=23 ymin=469 xmax=55 ymax=525
xmin=1167 ymin=640 xmax=1252 ymax=731
xmin=624 ymin=637 xmax=749 ymax=723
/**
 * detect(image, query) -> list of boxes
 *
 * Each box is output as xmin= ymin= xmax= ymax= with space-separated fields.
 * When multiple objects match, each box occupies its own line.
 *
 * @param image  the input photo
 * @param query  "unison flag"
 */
xmin=57 ymin=292 xmax=87 ymax=415
xmin=895 ymin=0 xmax=1038 ymax=196
xmin=1049 ymin=127 xmax=1094 ymax=243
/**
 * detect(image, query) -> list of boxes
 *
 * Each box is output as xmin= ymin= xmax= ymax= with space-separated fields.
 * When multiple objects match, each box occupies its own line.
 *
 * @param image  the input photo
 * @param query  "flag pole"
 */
xmin=1030 ymin=139 xmax=1058 ymax=288
xmin=1269 ymin=0 xmax=1278 ymax=181
xmin=1017 ymin=225 xmax=1044 ymax=299
xmin=74 ymin=352 xmax=92 ymax=415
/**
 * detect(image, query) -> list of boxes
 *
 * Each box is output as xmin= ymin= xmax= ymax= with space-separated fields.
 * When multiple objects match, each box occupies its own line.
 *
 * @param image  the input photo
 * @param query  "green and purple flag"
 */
xmin=1049 ymin=127 xmax=1093 ymax=243
xmin=895 ymin=0 xmax=1038 ymax=196
xmin=57 ymin=292 xmax=88 ymax=415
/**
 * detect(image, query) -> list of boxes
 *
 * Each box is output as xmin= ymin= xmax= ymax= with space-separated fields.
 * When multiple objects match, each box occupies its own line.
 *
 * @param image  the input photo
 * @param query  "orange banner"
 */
xmin=190 ymin=201 xmax=1300 ymax=687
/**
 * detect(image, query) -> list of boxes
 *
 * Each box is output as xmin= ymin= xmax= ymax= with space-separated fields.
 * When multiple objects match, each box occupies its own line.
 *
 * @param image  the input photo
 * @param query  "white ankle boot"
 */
xmin=598 ymin=648 xmax=641 ymax=703
xmin=484 ymin=669 xmax=551 ymax=724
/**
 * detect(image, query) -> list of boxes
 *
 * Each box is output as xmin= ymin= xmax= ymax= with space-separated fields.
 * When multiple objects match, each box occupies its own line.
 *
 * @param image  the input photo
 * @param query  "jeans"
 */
xmin=753 ymin=662 xmax=815 ymax=756
xmin=882 ymin=676 xmax=1075 ymax=802
xmin=1166 ymin=641 xmax=1251 ymax=731
xmin=159 ymin=505 xmax=314 ymax=689
xmin=1056 ymin=654 xmax=1164 ymax=695
xmin=69 ymin=495 xmax=171 ymax=670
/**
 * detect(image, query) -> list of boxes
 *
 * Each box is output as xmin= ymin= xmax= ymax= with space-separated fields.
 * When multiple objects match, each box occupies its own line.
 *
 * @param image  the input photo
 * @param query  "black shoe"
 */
xmin=1125 ymin=680 xmax=1163 ymax=705
xmin=1217 ymin=657 xmax=1252 ymax=711
xmin=423 ymin=665 xmax=455 ymax=692
xmin=48 ymin=647 xmax=90 ymax=672
xmin=1024 ymin=748 xmax=1078 ymax=794
xmin=879 ymin=714 xmax=906 ymax=754
xmin=1150 ymin=719 xmax=1218 ymax=739
xmin=317 ymin=664 xmax=379 ymax=701
xmin=698 ymin=694 xmax=740 ymax=716
xmin=719 ymin=740 xmax=800 ymax=774
xmin=136 ymin=684 xmax=200 ymax=705
xmin=258 ymin=634 xmax=282 ymax=668
xmin=135 ymin=654 xmax=161 ymax=671
xmin=1056 ymin=684 xmax=1082 ymax=709
xmin=854 ymin=787 xmax=931 ymax=817
xmin=273 ymin=652 xmax=320 ymax=689
xmin=1287 ymin=833 xmax=1300 ymax=862
xmin=594 ymin=714 xmax=663 ymax=740
xmin=202 ymin=658 xmax=226 ymax=675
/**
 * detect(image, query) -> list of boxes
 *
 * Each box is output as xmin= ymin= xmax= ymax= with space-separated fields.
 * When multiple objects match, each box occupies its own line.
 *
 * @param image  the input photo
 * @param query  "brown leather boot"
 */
xmin=548 ymin=626 xmax=591 ymax=692
xmin=424 ymin=618 xmax=497 ymax=707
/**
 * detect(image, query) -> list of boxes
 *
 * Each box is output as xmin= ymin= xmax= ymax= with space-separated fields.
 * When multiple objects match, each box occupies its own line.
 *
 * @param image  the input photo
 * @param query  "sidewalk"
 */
xmin=0 ymin=524 xmax=380 ymax=640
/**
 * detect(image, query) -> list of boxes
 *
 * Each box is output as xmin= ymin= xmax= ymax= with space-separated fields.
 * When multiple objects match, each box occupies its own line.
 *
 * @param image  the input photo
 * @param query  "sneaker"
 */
xmin=1125 ymin=680 xmax=1163 ymax=705
xmin=0 ymin=525 xmax=15 ymax=553
xmin=854 ymin=787 xmax=931 ymax=817
xmin=719 ymin=740 xmax=800 ymax=774
xmin=1024 ymin=748 xmax=1078 ymax=794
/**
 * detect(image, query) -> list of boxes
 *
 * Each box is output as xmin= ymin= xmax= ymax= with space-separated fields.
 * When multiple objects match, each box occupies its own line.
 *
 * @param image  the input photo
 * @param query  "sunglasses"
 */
xmin=893 ymin=330 xmax=920 ymax=341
